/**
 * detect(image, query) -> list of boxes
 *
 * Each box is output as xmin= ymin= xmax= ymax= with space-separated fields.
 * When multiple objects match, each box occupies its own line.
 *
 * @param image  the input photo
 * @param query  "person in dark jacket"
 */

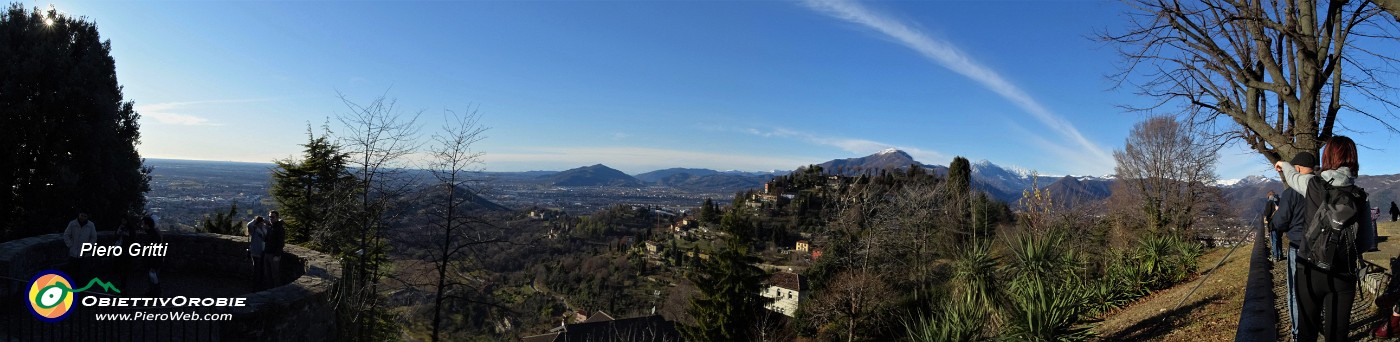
xmin=265 ymin=210 xmax=286 ymax=288
xmin=1271 ymin=153 xmax=1314 ymax=342
xmin=140 ymin=215 xmax=164 ymax=297
xmin=1265 ymin=191 xmax=1281 ymax=260
xmin=1275 ymin=136 xmax=1373 ymax=342
xmin=247 ymin=216 xmax=267 ymax=289
xmin=113 ymin=217 xmax=135 ymax=289
xmin=1390 ymin=201 xmax=1398 ymax=222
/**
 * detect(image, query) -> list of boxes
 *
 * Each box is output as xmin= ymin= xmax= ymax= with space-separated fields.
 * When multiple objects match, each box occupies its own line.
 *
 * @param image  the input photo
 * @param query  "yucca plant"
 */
xmin=994 ymin=228 xmax=1093 ymax=341
xmin=1137 ymin=234 xmax=1180 ymax=289
xmin=951 ymin=238 xmax=1000 ymax=309
xmin=1110 ymin=251 xmax=1152 ymax=297
xmin=1131 ymin=233 xmax=1204 ymax=290
xmin=903 ymin=295 xmax=989 ymax=342
xmin=1002 ymin=228 xmax=1079 ymax=284
xmin=1002 ymin=274 xmax=1094 ymax=341
xmin=1084 ymin=258 xmax=1147 ymax=317
xmin=1169 ymin=234 xmax=1203 ymax=281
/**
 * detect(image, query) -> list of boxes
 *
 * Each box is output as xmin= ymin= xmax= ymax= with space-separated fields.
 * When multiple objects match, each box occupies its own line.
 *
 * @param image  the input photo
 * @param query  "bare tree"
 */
xmin=804 ymin=179 xmax=945 ymax=341
xmin=1378 ymin=0 xmax=1400 ymax=21
xmin=1113 ymin=116 xmax=1219 ymax=234
xmin=805 ymin=269 xmax=897 ymax=342
xmin=1105 ymin=179 xmax=1149 ymax=248
xmin=1103 ymin=0 xmax=1400 ymax=164
xmin=333 ymin=91 xmax=424 ymax=341
xmin=420 ymin=108 xmax=506 ymax=341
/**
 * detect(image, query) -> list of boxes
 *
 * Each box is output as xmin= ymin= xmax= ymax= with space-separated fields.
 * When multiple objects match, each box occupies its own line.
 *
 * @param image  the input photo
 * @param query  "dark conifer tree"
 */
xmin=1 ymin=4 xmax=149 ymax=239
xmin=699 ymin=198 xmax=717 ymax=224
xmin=683 ymin=207 xmax=771 ymax=341
xmin=270 ymin=128 xmax=354 ymax=247
xmin=948 ymin=156 xmax=972 ymax=199
xmin=201 ymin=203 xmax=241 ymax=236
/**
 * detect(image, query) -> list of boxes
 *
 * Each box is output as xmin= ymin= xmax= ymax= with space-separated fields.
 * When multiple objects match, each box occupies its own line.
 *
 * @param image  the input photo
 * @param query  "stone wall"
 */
xmin=0 ymin=232 xmax=342 ymax=342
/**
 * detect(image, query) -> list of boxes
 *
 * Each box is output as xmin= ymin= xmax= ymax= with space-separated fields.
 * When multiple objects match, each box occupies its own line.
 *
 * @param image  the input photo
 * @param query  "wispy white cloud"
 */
xmin=143 ymin=112 xmax=215 ymax=126
xmin=802 ymin=0 xmax=1113 ymax=167
xmin=1007 ymin=121 xmax=1110 ymax=176
xmin=136 ymin=99 xmax=274 ymax=126
xmin=486 ymin=146 xmax=813 ymax=173
xmin=744 ymin=127 xmax=948 ymax=164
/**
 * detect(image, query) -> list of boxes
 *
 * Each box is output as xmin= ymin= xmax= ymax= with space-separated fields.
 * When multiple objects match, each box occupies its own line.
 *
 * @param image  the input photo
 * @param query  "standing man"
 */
xmin=1374 ymin=206 xmax=1383 ymax=252
xmin=265 ymin=210 xmax=286 ymax=288
xmin=1271 ymin=152 xmax=1315 ymax=341
xmin=63 ymin=212 xmax=97 ymax=280
xmin=247 ymin=216 xmax=267 ymax=290
xmin=140 ymin=215 xmax=164 ymax=297
xmin=1265 ymin=191 xmax=1280 ymax=260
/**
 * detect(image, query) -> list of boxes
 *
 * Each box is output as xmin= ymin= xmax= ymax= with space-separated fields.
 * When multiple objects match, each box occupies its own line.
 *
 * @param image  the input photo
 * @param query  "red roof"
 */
xmin=767 ymin=272 xmax=804 ymax=291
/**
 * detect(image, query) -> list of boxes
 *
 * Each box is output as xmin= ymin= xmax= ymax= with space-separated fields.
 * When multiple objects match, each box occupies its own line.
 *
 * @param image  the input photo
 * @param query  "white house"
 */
xmin=761 ymin=272 xmax=805 ymax=317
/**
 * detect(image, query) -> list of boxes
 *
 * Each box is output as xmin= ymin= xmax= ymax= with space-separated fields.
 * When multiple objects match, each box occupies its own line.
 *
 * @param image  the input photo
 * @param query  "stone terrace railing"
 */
xmin=0 ymin=232 xmax=341 ymax=342
xmin=1235 ymin=225 xmax=1278 ymax=341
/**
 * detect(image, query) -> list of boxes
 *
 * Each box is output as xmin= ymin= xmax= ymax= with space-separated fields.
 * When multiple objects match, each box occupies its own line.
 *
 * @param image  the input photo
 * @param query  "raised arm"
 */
xmin=1275 ymin=161 xmax=1314 ymax=195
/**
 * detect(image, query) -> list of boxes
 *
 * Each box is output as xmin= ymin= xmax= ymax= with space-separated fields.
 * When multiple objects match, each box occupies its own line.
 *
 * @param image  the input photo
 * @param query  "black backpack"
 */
xmin=1300 ymin=178 xmax=1368 ymax=273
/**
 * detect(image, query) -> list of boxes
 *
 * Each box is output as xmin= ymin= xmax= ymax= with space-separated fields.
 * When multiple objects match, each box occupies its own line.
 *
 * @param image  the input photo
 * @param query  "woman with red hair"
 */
xmin=1273 ymin=135 xmax=1374 ymax=341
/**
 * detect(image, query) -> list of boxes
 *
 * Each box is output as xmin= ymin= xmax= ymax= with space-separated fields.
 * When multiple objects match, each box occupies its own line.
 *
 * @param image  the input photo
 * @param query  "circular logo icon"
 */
xmin=27 ymin=270 xmax=75 ymax=322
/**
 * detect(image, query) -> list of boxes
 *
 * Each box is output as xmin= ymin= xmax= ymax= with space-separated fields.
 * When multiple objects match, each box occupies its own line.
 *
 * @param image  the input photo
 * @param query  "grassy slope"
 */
xmin=1091 ymin=238 xmax=1252 ymax=341
xmin=1094 ymin=220 xmax=1400 ymax=341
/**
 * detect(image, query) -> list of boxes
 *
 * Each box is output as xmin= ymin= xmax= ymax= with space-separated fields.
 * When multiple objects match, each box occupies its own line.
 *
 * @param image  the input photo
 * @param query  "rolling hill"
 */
xmin=540 ymin=164 xmax=643 ymax=187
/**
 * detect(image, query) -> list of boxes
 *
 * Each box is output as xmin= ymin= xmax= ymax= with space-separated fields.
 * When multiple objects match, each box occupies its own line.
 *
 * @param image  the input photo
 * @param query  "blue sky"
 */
xmin=44 ymin=0 xmax=1399 ymax=179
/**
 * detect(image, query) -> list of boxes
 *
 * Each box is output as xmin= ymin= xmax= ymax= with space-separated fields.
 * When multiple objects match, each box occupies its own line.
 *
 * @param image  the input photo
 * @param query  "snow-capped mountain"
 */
xmin=1219 ymin=175 xmax=1274 ymax=188
xmin=971 ymin=160 xmax=1039 ymax=203
xmin=812 ymin=149 xmax=944 ymax=176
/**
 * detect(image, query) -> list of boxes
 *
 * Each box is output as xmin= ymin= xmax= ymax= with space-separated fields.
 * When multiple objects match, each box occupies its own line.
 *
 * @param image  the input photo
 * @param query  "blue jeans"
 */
xmin=1287 ymin=247 xmax=1299 ymax=341
xmin=1271 ymin=231 xmax=1284 ymax=259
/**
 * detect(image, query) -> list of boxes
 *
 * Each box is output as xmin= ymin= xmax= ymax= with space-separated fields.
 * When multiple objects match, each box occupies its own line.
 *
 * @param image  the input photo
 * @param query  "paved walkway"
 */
xmin=1270 ymin=252 xmax=1388 ymax=341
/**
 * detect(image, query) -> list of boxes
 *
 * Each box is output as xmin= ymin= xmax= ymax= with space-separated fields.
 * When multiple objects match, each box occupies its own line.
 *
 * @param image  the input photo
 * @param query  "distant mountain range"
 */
xmin=487 ymin=149 xmax=1400 ymax=221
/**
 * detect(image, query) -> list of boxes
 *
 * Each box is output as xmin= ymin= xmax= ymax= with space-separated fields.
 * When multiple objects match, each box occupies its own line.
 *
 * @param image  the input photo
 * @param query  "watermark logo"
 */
xmin=26 ymin=270 xmax=121 ymax=322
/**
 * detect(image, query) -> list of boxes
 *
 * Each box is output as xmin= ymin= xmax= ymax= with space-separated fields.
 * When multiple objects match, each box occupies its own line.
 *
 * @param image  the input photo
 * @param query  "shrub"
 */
xmin=903 ymin=295 xmax=988 ymax=342
xmin=950 ymin=239 xmax=999 ymax=308
xmin=1001 ymin=229 xmax=1079 ymax=284
xmin=998 ymin=229 xmax=1093 ymax=341
xmin=1131 ymin=233 xmax=1203 ymax=290
xmin=1002 ymin=274 xmax=1094 ymax=341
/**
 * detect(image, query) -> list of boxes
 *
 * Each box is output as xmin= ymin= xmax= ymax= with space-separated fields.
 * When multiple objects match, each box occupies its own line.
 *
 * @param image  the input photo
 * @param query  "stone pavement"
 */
xmin=1270 ymin=252 xmax=1389 ymax=341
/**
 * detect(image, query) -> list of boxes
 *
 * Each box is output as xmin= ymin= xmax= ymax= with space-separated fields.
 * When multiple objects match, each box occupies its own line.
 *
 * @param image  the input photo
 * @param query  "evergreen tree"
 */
xmin=270 ymin=127 xmax=354 ymax=248
xmin=0 ymin=4 xmax=150 ymax=239
xmin=683 ymin=207 xmax=772 ymax=341
xmin=201 ymin=203 xmax=241 ymax=235
xmin=947 ymin=156 xmax=975 ymax=238
xmin=699 ymin=198 xmax=717 ymax=224
xmin=947 ymin=157 xmax=971 ymax=199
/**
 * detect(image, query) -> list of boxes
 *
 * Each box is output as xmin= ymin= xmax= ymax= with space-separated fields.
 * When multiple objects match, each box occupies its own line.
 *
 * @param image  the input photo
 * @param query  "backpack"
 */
xmin=1300 ymin=179 xmax=1368 ymax=273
